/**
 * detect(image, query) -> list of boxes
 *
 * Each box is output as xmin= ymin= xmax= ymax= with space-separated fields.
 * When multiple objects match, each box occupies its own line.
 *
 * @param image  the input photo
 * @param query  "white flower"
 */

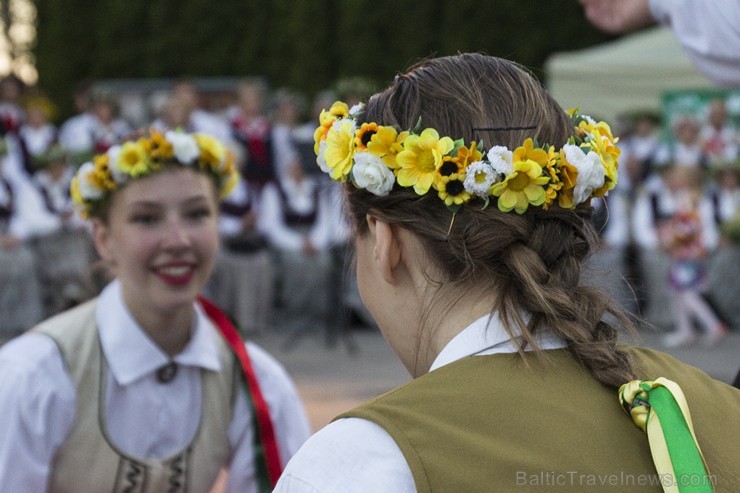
xmin=463 ymin=161 xmax=498 ymax=197
xmin=351 ymin=152 xmax=395 ymax=196
xmin=77 ymin=162 xmax=104 ymax=201
xmin=583 ymin=114 xmax=597 ymax=126
xmin=106 ymin=145 xmax=128 ymax=185
xmin=486 ymin=146 xmax=513 ymax=176
xmin=166 ymin=131 xmax=199 ymax=164
xmin=563 ymin=144 xmax=605 ymax=204
xmin=349 ymin=103 xmax=364 ymax=118
xmin=316 ymin=140 xmax=330 ymax=173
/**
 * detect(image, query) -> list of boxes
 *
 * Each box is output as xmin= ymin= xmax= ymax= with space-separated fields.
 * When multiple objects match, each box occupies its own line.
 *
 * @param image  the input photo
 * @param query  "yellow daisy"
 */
xmin=556 ymin=159 xmax=578 ymax=209
xmin=366 ymin=126 xmax=408 ymax=169
xmin=147 ymin=131 xmax=175 ymax=162
xmin=116 ymin=141 xmax=150 ymax=177
xmin=438 ymin=174 xmax=471 ymax=206
xmin=491 ymin=159 xmax=549 ymax=214
xmin=396 ymin=128 xmax=454 ymax=195
xmin=324 ymin=119 xmax=356 ymax=180
xmin=355 ymin=122 xmax=379 ymax=151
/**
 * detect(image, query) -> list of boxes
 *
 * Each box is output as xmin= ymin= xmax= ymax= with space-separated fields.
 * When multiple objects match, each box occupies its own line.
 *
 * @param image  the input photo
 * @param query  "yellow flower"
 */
xmin=585 ymin=129 xmax=620 ymax=197
xmin=314 ymin=124 xmax=331 ymax=154
xmin=195 ymin=133 xmax=226 ymax=170
xmin=116 ymin=141 xmax=150 ymax=177
xmin=92 ymin=154 xmax=117 ymax=191
xmin=491 ymin=159 xmax=549 ymax=214
xmin=355 ymin=122 xmax=379 ymax=151
xmin=456 ymin=142 xmax=483 ymax=169
xmin=366 ymin=126 xmax=407 ymax=169
xmin=147 ymin=131 xmax=174 ymax=162
xmin=324 ymin=119 xmax=356 ymax=180
xmin=542 ymin=147 xmax=561 ymax=209
xmin=396 ymin=128 xmax=454 ymax=195
xmin=557 ymin=160 xmax=578 ymax=209
xmin=320 ymin=101 xmax=349 ymax=127
xmin=438 ymin=174 xmax=471 ymax=206
xmin=513 ymin=138 xmax=549 ymax=167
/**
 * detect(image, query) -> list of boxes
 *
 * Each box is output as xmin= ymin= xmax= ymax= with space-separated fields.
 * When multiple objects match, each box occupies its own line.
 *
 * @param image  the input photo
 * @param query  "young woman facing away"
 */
xmin=0 ymin=129 xmax=310 ymax=492
xmin=274 ymin=53 xmax=740 ymax=493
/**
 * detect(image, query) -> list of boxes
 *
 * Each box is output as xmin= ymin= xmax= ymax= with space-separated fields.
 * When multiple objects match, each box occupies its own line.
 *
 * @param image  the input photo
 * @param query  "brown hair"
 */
xmin=347 ymin=53 xmax=636 ymax=388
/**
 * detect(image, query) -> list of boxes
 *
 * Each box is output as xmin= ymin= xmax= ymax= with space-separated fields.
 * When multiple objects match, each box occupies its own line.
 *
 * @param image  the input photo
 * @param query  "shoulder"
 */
xmin=0 ymin=332 xmax=76 ymax=411
xmin=276 ymin=417 xmax=414 ymax=493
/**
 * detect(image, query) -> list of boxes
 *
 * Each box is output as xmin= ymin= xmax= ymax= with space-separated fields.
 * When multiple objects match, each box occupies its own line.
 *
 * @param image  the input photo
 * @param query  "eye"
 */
xmin=130 ymin=213 xmax=159 ymax=225
xmin=186 ymin=207 xmax=212 ymax=221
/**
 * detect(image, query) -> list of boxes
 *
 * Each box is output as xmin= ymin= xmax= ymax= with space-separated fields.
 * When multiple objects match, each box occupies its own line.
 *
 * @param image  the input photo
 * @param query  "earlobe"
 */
xmin=368 ymin=215 xmax=402 ymax=285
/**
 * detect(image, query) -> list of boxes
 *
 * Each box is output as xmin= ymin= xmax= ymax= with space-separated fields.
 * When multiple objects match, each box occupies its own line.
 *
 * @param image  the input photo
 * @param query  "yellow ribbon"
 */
xmin=619 ymin=378 xmax=714 ymax=493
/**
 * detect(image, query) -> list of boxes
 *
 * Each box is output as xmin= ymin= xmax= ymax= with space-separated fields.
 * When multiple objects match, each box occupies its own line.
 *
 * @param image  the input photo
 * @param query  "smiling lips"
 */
xmin=155 ymin=264 xmax=196 ymax=286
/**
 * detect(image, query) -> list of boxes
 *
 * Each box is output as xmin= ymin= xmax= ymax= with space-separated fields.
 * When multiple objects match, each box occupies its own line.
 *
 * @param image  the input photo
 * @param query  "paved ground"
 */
xmin=251 ymin=324 xmax=740 ymax=432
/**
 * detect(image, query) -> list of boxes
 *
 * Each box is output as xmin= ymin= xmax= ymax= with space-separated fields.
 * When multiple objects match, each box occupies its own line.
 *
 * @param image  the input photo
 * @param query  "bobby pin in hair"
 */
xmin=445 ymin=211 xmax=457 ymax=241
xmin=472 ymin=125 xmax=537 ymax=132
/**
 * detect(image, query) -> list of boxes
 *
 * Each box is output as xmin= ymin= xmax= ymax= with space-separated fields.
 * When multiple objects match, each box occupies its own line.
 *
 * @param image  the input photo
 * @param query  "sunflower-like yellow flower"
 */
xmin=512 ymin=138 xmax=549 ymax=167
xmin=324 ymin=119 xmax=356 ymax=180
xmin=438 ymin=173 xmax=471 ymax=207
xmin=366 ymin=126 xmax=408 ymax=169
xmin=116 ymin=141 xmax=150 ymax=177
xmin=355 ymin=122 xmax=379 ymax=151
xmin=491 ymin=159 xmax=550 ymax=214
xmin=146 ymin=131 xmax=175 ymax=162
xmin=542 ymin=147 xmax=562 ymax=209
xmin=195 ymin=133 xmax=226 ymax=171
xmin=396 ymin=128 xmax=454 ymax=195
xmin=92 ymin=154 xmax=117 ymax=191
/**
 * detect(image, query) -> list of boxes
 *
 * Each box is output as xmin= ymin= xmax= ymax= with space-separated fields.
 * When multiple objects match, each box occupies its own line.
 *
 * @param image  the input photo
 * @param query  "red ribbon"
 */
xmin=197 ymin=295 xmax=283 ymax=488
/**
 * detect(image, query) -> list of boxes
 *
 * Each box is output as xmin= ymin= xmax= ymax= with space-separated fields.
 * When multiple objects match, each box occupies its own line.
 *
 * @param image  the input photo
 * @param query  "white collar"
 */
xmin=96 ymin=280 xmax=222 ymax=386
xmin=429 ymin=312 xmax=567 ymax=372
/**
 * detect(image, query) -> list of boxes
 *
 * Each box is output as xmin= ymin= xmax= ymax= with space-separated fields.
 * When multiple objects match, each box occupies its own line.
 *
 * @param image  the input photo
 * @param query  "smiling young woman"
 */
xmin=0 ymin=129 xmax=310 ymax=492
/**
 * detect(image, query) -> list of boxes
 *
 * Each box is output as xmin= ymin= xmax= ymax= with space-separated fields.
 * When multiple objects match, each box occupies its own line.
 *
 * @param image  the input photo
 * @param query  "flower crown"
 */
xmin=313 ymin=101 xmax=619 ymax=213
xmin=71 ymin=129 xmax=239 ymax=218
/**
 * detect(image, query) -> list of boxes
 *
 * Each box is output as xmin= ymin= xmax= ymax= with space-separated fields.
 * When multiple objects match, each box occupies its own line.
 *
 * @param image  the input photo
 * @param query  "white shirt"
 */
xmin=649 ymin=0 xmax=740 ymax=87
xmin=258 ymin=178 xmax=334 ymax=251
xmin=0 ymin=280 xmax=311 ymax=492
xmin=274 ymin=313 xmax=566 ymax=493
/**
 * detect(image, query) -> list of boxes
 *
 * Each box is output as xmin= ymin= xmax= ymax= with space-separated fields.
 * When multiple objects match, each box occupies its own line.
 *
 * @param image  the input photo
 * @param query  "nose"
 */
xmin=162 ymin=218 xmax=191 ymax=250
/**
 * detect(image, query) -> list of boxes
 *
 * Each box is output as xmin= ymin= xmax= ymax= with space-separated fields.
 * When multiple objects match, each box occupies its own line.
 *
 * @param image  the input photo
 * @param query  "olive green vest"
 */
xmin=34 ymin=299 xmax=236 ymax=493
xmin=341 ymin=347 xmax=740 ymax=493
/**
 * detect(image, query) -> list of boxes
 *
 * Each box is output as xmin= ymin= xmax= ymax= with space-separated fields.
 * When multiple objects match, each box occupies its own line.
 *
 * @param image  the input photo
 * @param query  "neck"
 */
xmin=131 ymin=303 xmax=195 ymax=357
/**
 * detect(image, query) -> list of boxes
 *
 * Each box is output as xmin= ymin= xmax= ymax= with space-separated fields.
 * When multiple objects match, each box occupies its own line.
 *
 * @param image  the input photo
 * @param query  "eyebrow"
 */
xmin=127 ymin=195 xmax=211 ymax=209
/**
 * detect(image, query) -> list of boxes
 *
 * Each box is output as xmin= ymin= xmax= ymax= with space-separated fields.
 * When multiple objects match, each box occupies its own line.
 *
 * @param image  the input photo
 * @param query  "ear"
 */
xmin=91 ymin=219 xmax=113 ymax=262
xmin=366 ymin=214 xmax=402 ymax=285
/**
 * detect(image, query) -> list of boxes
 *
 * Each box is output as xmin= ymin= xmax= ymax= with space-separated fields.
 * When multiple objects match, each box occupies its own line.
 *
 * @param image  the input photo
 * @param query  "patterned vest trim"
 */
xmin=34 ymin=299 xmax=236 ymax=493
xmin=339 ymin=347 xmax=740 ymax=493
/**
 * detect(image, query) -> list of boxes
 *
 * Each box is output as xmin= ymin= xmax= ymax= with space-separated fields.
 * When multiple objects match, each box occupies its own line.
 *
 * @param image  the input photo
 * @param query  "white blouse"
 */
xmin=274 ymin=313 xmax=566 ymax=493
xmin=0 ymin=280 xmax=311 ymax=492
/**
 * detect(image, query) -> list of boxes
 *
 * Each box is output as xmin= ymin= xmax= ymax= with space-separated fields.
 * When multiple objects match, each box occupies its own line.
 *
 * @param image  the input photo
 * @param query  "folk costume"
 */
xmin=0 ymin=280 xmax=310 ymax=492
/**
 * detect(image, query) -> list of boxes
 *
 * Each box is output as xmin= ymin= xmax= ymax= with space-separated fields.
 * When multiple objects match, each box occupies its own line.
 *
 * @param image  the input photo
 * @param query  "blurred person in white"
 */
xmin=656 ymin=166 xmax=727 ymax=347
xmin=228 ymin=79 xmax=276 ymax=193
xmin=0 ymin=129 xmax=310 ymax=492
xmin=632 ymin=162 xmax=723 ymax=336
xmin=580 ymin=0 xmax=740 ymax=87
xmin=87 ymin=89 xmax=133 ymax=154
xmin=28 ymin=144 xmax=96 ymax=316
xmin=700 ymin=99 xmax=738 ymax=165
xmin=652 ymin=116 xmax=707 ymax=170
xmin=0 ymin=74 xmax=26 ymax=134
xmin=0 ymin=138 xmax=56 ymax=342
xmin=207 ymin=175 xmax=274 ymax=336
xmin=19 ymin=92 xmax=58 ymax=160
xmin=153 ymin=79 xmax=233 ymax=144
xmin=270 ymin=89 xmax=305 ymax=179
xmin=617 ymin=112 xmax=661 ymax=195
xmin=58 ymin=80 xmax=96 ymax=159
xmin=258 ymin=161 xmax=334 ymax=342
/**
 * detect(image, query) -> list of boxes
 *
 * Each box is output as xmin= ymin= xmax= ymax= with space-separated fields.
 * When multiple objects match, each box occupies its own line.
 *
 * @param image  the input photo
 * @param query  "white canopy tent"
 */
xmin=545 ymin=27 xmax=715 ymax=123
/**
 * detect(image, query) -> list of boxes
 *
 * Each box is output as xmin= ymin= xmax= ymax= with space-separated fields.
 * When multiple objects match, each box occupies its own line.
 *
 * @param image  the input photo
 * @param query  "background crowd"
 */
xmin=0 ymin=73 xmax=738 ymax=348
